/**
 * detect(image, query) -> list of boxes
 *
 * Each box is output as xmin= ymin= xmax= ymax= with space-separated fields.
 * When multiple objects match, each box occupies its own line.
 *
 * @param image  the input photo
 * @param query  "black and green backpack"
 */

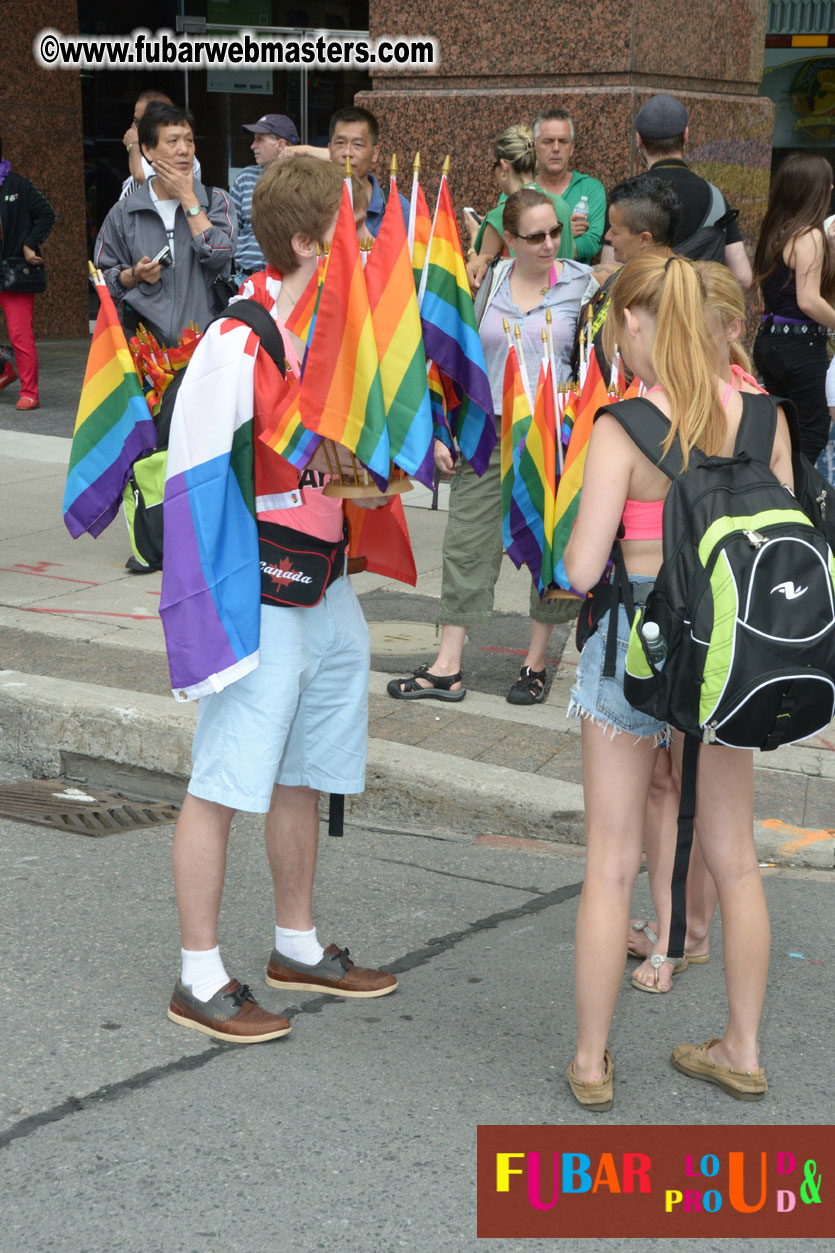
xmin=614 ymin=392 xmax=835 ymax=751
xmin=605 ymin=391 xmax=835 ymax=960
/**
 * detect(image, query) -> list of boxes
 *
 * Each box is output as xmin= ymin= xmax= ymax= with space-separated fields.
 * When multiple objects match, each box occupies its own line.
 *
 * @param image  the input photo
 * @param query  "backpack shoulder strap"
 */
xmin=597 ymin=395 xmax=706 ymax=479
xmin=219 ymin=298 xmax=286 ymax=375
xmin=702 ymin=182 xmax=725 ymax=229
xmin=733 ymin=391 xmax=778 ymax=464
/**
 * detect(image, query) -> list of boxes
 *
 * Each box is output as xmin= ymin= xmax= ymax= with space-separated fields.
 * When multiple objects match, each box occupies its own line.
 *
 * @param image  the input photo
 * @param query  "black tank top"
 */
xmin=761 ymin=259 xmax=804 ymax=320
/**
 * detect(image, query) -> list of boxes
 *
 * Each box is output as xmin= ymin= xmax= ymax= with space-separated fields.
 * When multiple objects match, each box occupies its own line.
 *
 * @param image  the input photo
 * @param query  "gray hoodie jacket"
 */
xmin=94 ymin=178 xmax=237 ymax=345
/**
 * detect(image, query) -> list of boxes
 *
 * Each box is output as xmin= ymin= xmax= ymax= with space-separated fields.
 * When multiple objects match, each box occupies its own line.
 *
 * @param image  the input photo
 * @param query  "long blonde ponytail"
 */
xmin=609 ymin=248 xmax=725 ymax=469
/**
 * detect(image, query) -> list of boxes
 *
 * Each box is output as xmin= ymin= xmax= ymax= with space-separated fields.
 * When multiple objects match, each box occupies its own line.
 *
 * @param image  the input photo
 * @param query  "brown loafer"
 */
xmin=566 ymin=1049 xmax=614 ymax=1112
xmin=671 ymin=1038 xmax=767 ymax=1101
xmin=167 ymin=978 xmax=291 ymax=1043
xmin=266 ymin=943 xmax=398 ymax=998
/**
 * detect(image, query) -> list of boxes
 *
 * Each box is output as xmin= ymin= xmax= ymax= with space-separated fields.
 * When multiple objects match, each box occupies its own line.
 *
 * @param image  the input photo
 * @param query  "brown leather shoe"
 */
xmin=566 ymin=1050 xmax=615 ymax=1112
xmin=266 ymin=943 xmax=398 ymax=998
xmin=167 ymin=978 xmax=291 ymax=1043
xmin=671 ymin=1038 xmax=767 ymax=1101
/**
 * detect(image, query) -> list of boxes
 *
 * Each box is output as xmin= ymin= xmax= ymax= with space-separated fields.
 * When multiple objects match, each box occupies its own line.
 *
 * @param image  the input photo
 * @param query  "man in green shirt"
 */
xmin=532 ymin=108 xmax=606 ymax=263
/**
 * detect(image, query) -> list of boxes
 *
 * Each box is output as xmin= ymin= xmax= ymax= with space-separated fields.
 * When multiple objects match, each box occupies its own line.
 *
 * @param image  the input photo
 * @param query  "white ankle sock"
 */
xmin=181 ymin=946 xmax=230 ymax=1001
xmin=274 ymin=925 xmax=324 ymax=966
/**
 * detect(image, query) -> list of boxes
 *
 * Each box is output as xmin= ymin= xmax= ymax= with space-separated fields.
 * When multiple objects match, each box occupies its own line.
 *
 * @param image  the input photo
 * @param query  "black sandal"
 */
xmin=506 ymin=665 xmax=547 ymax=705
xmin=387 ymin=663 xmax=466 ymax=702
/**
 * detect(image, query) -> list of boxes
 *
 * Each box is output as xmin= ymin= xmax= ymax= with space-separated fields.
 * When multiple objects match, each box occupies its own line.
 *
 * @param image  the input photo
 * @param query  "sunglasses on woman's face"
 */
xmin=515 ymin=225 xmax=562 ymax=244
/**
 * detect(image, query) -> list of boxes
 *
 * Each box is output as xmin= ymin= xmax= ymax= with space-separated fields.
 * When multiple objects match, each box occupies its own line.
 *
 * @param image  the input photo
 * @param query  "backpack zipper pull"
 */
xmin=702 ymin=721 xmax=718 ymax=744
xmin=743 ymin=529 xmax=766 ymax=548
xmin=817 ymin=489 xmax=827 ymax=522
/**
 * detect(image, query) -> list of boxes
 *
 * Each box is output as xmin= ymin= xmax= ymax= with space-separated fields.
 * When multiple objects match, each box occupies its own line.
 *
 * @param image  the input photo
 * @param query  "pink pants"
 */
xmin=0 ymin=290 xmax=38 ymax=401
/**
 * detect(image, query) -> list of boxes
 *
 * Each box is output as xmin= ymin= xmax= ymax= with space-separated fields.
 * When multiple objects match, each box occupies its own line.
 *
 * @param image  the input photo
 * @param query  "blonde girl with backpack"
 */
xmin=562 ymin=248 xmax=793 ymax=1111
xmin=628 ymin=261 xmax=768 ymax=990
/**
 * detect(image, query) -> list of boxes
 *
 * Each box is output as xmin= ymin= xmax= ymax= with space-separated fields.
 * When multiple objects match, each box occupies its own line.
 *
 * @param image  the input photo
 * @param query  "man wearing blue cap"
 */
xmin=231 ymin=113 xmax=300 ymax=283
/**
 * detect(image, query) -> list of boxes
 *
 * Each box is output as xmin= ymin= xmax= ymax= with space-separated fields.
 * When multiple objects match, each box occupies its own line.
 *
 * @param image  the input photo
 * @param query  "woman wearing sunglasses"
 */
xmin=389 ymin=188 xmax=595 ymax=705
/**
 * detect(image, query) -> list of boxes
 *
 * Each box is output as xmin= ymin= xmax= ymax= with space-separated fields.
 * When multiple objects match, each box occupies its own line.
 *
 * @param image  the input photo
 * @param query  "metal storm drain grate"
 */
xmin=0 ymin=780 xmax=180 ymax=836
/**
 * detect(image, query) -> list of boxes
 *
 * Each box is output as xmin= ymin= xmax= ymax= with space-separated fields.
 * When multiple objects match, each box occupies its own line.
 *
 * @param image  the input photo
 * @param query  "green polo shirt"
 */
xmin=558 ymin=171 xmax=607 ymax=262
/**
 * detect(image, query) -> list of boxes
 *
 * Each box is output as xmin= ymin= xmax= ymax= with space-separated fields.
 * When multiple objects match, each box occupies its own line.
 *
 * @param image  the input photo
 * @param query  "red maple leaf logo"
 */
xmin=267 ymin=556 xmax=299 ymax=587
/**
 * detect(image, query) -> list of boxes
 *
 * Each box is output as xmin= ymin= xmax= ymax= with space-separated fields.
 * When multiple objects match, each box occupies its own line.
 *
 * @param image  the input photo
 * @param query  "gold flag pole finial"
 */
xmin=502 ymin=316 xmax=512 ymax=346
xmin=390 ymin=153 xmax=398 ymax=176
xmin=344 ymin=156 xmax=353 ymax=177
xmin=413 ymin=151 xmax=421 ymax=173
xmin=441 ymin=154 xmax=451 ymax=176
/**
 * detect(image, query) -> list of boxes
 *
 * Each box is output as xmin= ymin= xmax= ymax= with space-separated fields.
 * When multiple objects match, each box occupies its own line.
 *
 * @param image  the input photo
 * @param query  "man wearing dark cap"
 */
xmin=230 ymin=113 xmax=299 ymax=282
xmin=629 ymin=93 xmax=751 ymax=288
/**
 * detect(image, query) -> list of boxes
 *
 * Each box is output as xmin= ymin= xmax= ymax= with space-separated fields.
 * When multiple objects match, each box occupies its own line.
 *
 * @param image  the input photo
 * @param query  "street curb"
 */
xmin=0 ymin=670 xmax=832 ymax=867
xmin=0 ymin=670 xmax=586 ymax=843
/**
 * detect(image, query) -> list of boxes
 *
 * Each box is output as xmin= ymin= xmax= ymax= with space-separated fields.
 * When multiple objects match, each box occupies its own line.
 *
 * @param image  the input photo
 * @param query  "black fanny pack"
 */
xmin=258 ymin=520 xmax=346 ymax=608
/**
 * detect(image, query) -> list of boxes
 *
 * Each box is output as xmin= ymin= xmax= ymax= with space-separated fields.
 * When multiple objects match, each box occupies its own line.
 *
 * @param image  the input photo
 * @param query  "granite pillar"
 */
xmin=358 ymin=0 xmax=774 ymax=254
xmin=2 ymin=2 xmax=88 ymax=340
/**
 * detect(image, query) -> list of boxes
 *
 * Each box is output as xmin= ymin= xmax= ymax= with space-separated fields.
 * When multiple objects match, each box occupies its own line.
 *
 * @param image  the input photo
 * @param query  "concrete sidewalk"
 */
xmin=0 ymin=341 xmax=833 ymax=868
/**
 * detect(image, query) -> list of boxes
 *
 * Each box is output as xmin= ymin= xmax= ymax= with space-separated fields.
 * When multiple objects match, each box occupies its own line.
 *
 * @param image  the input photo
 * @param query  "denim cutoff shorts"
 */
xmin=567 ymin=575 xmax=666 ymax=741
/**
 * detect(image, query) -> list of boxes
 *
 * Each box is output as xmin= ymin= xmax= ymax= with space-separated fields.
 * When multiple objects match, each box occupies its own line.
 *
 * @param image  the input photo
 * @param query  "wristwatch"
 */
xmin=185 ymin=204 xmax=201 ymax=217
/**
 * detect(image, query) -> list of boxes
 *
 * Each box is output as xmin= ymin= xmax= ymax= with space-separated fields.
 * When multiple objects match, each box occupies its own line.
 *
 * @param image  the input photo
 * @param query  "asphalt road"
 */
xmin=1 ymin=757 xmax=832 ymax=1253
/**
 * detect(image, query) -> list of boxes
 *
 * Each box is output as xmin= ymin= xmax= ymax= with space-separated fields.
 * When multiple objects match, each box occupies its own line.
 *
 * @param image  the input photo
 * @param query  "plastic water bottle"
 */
xmin=642 ymin=620 xmax=667 ymax=669
xmin=574 ymin=195 xmax=589 ymax=220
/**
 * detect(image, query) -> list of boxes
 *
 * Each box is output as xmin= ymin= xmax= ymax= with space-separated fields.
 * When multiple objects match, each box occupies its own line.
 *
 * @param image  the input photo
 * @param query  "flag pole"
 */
xmin=544 ymin=307 xmax=564 ymax=472
xmin=514 ymin=323 xmax=533 ymax=411
xmin=408 ymin=151 xmax=420 ymax=256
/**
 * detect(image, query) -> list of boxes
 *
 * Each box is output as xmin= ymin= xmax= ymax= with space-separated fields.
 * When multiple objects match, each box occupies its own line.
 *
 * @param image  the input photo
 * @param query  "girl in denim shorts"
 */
xmin=560 ymin=248 xmax=795 ymax=1112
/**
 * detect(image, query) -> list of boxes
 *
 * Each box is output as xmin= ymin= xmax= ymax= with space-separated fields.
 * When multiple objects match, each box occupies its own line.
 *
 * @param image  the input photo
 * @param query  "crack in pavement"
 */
xmin=0 ymin=875 xmax=583 ymax=1150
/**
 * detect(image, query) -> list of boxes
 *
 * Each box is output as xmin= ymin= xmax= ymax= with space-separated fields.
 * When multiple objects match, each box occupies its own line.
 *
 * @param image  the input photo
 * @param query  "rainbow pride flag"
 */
xmin=160 ymin=318 xmax=261 ymax=700
xmin=500 ymin=341 xmax=533 ymax=566
xmin=364 ymin=174 xmax=433 ymax=481
xmin=551 ymin=351 xmax=609 ymax=588
xmin=420 ymin=173 xmax=494 ymax=474
xmin=298 ymin=182 xmax=389 ymax=486
xmin=512 ymin=349 xmax=558 ymax=593
xmin=63 ymin=277 xmax=157 ymax=538
xmin=284 ymin=251 xmax=326 ymax=345
xmin=260 ymin=373 xmax=321 ymax=468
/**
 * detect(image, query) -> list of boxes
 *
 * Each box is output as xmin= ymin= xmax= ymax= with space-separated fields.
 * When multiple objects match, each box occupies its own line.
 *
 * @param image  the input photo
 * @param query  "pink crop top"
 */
xmin=620 ymin=498 xmax=664 ymax=541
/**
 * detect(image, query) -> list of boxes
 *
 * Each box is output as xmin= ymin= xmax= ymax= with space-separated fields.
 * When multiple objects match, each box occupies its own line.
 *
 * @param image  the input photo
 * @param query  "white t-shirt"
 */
xmin=148 ymin=179 xmax=179 ymax=260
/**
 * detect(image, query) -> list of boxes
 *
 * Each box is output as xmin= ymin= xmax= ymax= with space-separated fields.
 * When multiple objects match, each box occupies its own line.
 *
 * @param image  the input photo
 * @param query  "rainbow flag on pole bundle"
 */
xmin=296 ymin=182 xmax=389 ymax=486
xmin=259 ymin=373 xmax=321 ymax=469
xmin=420 ymin=167 xmax=495 ymax=474
xmin=550 ymin=350 xmax=609 ymax=589
xmin=500 ymin=340 xmax=533 ymax=565
xmin=63 ymin=274 xmax=157 ymax=538
xmin=364 ymin=173 xmax=433 ymax=481
xmin=510 ymin=348 xmax=559 ymax=593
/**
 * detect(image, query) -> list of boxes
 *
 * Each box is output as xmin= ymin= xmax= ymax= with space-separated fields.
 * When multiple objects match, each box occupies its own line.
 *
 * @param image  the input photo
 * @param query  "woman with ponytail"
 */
xmin=627 ymin=261 xmax=767 ymax=992
xmin=466 ymin=124 xmax=574 ymax=292
xmin=561 ymin=248 xmax=793 ymax=1111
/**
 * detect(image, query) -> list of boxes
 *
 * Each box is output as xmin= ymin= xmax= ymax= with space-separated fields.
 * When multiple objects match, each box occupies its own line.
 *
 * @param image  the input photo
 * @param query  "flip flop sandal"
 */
xmin=386 ymin=663 xmax=466 ymax=702
xmin=627 ymin=918 xmax=658 ymax=958
xmin=506 ymin=665 xmax=547 ymax=705
xmin=631 ymin=953 xmax=689 ymax=994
